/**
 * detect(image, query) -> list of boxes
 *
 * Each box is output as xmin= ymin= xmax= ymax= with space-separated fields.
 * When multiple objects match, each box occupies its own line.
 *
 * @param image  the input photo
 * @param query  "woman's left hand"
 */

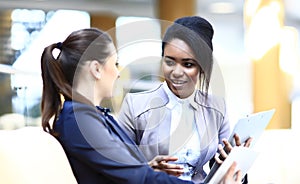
xmin=148 ymin=155 xmax=184 ymax=177
xmin=232 ymin=134 xmax=252 ymax=147
xmin=215 ymin=134 xmax=253 ymax=164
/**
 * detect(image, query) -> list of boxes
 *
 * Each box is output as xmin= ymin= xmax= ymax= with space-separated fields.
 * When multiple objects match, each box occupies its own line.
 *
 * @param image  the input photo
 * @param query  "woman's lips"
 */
xmin=170 ymin=79 xmax=187 ymax=88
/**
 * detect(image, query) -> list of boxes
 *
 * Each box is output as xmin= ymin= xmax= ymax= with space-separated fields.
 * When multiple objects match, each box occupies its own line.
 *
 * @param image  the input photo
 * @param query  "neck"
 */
xmin=75 ymin=83 xmax=102 ymax=106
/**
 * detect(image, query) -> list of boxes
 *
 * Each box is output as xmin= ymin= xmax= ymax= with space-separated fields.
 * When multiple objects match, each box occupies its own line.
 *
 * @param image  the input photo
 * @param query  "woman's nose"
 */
xmin=117 ymin=70 xmax=120 ymax=78
xmin=172 ymin=64 xmax=184 ymax=76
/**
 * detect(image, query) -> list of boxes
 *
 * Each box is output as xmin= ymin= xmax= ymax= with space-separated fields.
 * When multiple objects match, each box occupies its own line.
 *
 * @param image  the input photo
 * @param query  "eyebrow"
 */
xmin=164 ymin=56 xmax=197 ymax=63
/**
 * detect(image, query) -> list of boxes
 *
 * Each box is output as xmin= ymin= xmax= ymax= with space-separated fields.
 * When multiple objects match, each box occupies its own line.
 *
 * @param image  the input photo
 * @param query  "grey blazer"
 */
xmin=117 ymin=83 xmax=230 ymax=183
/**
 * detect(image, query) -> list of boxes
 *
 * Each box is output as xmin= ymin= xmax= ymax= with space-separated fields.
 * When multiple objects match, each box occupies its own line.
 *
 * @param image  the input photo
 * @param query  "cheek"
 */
xmin=108 ymin=66 xmax=117 ymax=78
xmin=113 ymin=67 xmax=119 ymax=79
xmin=186 ymin=69 xmax=199 ymax=84
xmin=162 ymin=64 xmax=171 ymax=77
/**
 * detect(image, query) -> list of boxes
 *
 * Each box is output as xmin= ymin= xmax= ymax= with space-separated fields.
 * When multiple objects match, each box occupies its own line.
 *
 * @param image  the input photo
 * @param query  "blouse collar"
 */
xmin=162 ymin=81 xmax=197 ymax=110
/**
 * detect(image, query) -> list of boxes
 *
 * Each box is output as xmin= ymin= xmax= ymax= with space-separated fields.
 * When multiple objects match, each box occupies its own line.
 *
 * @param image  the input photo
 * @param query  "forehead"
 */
xmin=108 ymin=42 xmax=117 ymax=53
xmin=106 ymin=43 xmax=117 ymax=58
xmin=164 ymin=39 xmax=194 ymax=58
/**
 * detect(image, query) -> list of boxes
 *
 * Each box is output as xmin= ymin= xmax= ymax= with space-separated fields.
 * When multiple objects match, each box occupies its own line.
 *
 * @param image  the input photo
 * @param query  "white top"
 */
xmin=163 ymin=82 xmax=201 ymax=180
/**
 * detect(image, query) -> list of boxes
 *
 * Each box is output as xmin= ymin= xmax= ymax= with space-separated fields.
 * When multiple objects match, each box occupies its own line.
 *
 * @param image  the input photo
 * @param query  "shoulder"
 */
xmin=194 ymin=90 xmax=227 ymax=117
xmin=122 ymin=83 xmax=168 ymax=116
xmin=60 ymin=101 xmax=106 ymax=126
xmin=55 ymin=101 xmax=108 ymax=147
xmin=62 ymin=101 xmax=98 ymax=116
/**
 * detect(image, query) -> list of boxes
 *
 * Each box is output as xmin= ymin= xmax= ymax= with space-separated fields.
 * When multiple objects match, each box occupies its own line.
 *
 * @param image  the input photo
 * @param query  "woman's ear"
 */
xmin=89 ymin=60 xmax=102 ymax=80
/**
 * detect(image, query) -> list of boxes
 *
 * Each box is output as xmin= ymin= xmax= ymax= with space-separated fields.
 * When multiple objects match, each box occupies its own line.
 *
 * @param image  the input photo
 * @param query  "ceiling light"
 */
xmin=209 ymin=2 xmax=236 ymax=14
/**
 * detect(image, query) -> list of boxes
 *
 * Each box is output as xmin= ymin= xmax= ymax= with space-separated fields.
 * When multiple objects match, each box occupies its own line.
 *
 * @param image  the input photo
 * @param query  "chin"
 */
xmin=177 ymin=89 xmax=192 ymax=98
xmin=102 ymin=93 xmax=113 ymax=99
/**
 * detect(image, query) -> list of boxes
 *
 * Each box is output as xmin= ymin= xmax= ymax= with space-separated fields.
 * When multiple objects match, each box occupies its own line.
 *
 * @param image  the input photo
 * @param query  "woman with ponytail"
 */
xmin=41 ymin=28 xmax=187 ymax=184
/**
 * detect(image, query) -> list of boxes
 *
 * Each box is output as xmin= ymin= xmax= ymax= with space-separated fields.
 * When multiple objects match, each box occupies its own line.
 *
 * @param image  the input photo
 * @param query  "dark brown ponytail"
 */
xmin=40 ymin=28 xmax=113 ymax=134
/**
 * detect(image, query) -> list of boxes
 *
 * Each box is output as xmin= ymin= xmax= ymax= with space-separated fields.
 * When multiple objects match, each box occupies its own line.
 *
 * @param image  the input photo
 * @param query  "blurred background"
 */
xmin=0 ymin=0 xmax=299 ymax=183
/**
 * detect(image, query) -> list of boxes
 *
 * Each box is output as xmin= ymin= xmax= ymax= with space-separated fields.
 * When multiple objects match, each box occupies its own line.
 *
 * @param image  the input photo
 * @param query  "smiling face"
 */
xmin=162 ymin=38 xmax=200 ymax=99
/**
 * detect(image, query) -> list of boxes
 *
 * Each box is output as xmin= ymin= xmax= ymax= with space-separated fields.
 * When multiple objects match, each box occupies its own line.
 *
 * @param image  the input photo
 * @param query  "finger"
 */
xmin=149 ymin=159 xmax=166 ymax=168
xmin=218 ymin=144 xmax=228 ymax=160
xmin=222 ymin=138 xmax=233 ymax=153
xmin=154 ymin=155 xmax=178 ymax=163
xmin=163 ymin=156 xmax=179 ymax=162
xmin=214 ymin=153 xmax=223 ymax=164
xmin=152 ymin=167 xmax=183 ymax=176
xmin=154 ymin=155 xmax=168 ymax=162
xmin=235 ymin=169 xmax=242 ymax=182
xmin=234 ymin=134 xmax=241 ymax=146
xmin=227 ymin=162 xmax=242 ymax=183
xmin=222 ymin=162 xmax=238 ymax=183
xmin=164 ymin=168 xmax=184 ymax=177
xmin=244 ymin=137 xmax=253 ymax=147
xmin=153 ymin=168 xmax=161 ymax=172
xmin=160 ymin=162 xmax=183 ymax=170
xmin=227 ymin=161 xmax=237 ymax=175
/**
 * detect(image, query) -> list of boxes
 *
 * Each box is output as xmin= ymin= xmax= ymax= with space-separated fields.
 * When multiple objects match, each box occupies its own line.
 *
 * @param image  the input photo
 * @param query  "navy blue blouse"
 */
xmin=54 ymin=101 xmax=193 ymax=184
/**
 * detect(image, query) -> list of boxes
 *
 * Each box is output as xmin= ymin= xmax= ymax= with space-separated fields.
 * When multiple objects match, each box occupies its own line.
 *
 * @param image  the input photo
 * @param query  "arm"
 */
xmin=117 ymin=93 xmax=138 ymax=143
xmin=118 ymin=94 xmax=184 ymax=176
xmin=218 ymin=98 xmax=231 ymax=146
xmin=63 ymin=105 xmax=190 ymax=184
xmin=208 ymin=98 xmax=231 ymax=170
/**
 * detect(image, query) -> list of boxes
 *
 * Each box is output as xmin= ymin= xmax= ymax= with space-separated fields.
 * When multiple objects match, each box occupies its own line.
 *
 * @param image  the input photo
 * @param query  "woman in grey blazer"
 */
xmin=118 ymin=16 xmax=242 ymax=184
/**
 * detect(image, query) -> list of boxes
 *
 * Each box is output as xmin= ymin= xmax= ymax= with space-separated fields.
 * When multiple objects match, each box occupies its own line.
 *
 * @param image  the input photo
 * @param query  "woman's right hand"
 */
xmin=148 ymin=155 xmax=184 ymax=177
xmin=219 ymin=161 xmax=242 ymax=184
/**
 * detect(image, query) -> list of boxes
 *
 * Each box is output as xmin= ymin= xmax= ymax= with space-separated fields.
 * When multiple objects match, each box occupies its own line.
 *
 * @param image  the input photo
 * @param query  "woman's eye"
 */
xmin=164 ymin=58 xmax=175 ymax=66
xmin=184 ymin=62 xmax=194 ymax=68
xmin=115 ymin=62 xmax=119 ymax=67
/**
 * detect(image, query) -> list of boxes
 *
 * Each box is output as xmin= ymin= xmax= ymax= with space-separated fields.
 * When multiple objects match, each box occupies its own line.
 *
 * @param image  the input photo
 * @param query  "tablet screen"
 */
xmin=228 ymin=109 xmax=276 ymax=147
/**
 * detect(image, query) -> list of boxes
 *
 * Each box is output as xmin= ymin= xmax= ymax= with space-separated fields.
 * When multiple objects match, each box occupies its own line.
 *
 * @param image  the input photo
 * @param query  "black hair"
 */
xmin=162 ymin=16 xmax=214 ymax=96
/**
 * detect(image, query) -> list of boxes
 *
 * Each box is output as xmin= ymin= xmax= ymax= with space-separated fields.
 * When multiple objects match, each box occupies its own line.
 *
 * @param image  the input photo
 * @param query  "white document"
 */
xmin=228 ymin=109 xmax=276 ymax=147
xmin=204 ymin=109 xmax=275 ymax=184
xmin=208 ymin=147 xmax=259 ymax=184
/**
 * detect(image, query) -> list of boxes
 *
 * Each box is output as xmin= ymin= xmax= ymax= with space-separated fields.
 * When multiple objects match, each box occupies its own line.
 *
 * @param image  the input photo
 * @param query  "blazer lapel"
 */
xmin=193 ymin=92 xmax=219 ymax=167
xmin=138 ymin=105 xmax=171 ymax=160
xmin=97 ymin=108 xmax=147 ymax=162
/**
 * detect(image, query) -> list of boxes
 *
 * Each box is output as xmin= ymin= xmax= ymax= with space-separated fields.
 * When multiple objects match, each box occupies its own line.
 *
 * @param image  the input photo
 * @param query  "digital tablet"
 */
xmin=207 ymin=147 xmax=259 ymax=184
xmin=228 ymin=109 xmax=276 ymax=147
xmin=203 ymin=109 xmax=275 ymax=183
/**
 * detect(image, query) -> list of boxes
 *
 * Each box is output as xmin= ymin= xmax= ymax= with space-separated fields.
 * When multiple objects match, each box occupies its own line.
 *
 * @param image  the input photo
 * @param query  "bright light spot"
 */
xmin=10 ymin=23 xmax=29 ymax=50
xmin=116 ymin=16 xmax=161 ymax=67
xmin=245 ymin=6 xmax=282 ymax=60
xmin=245 ymin=0 xmax=261 ymax=18
xmin=209 ymin=2 xmax=236 ymax=14
xmin=279 ymin=26 xmax=300 ymax=75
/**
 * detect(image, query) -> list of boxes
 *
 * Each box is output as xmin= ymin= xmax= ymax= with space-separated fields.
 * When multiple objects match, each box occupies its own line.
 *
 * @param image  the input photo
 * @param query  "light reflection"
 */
xmin=279 ymin=26 xmax=300 ymax=75
xmin=208 ymin=2 xmax=236 ymax=14
xmin=245 ymin=3 xmax=282 ymax=60
xmin=9 ymin=9 xmax=90 ymax=124
xmin=10 ymin=23 xmax=29 ymax=50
